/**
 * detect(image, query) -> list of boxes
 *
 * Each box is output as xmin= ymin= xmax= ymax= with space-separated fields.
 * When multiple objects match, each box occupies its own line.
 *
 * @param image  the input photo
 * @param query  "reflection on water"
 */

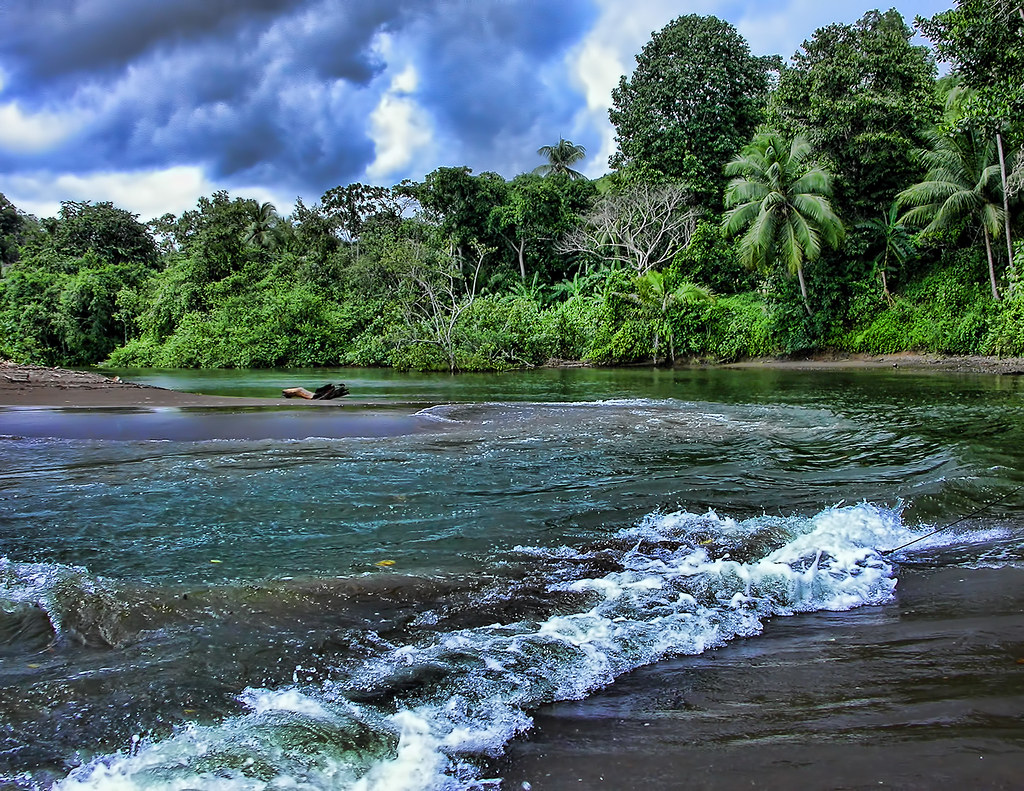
xmin=1 ymin=367 xmax=1023 ymax=789
xmin=0 ymin=405 xmax=426 ymax=441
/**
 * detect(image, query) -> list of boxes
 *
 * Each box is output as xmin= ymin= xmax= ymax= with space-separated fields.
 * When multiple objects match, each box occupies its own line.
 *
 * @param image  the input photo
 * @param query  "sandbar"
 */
xmin=0 ymin=360 xmax=344 ymax=408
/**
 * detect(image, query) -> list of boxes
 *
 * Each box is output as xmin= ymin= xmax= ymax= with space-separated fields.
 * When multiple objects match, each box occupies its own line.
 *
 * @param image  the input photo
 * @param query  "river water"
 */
xmin=1 ymin=366 xmax=1022 ymax=789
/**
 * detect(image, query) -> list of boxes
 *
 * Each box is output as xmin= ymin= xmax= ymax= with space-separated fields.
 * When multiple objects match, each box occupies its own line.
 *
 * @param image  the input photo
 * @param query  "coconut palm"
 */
xmin=897 ymin=127 xmax=1006 ymax=300
xmin=722 ymin=132 xmax=844 ymax=316
xmin=243 ymin=201 xmax=280 ymax=250
xmin=623 ymin=270 xmax=713 ymax=363
xmin=534 ymin=138 xmax=587 ymax=180
xmin=858 ymin=203 xmax=915 ymax=304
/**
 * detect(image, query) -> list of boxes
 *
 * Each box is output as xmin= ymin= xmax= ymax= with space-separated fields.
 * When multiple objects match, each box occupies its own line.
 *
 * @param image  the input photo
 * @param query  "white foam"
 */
xmin=238 ymin=688 xmax=333 ymax=719
xmin=47 ymin=503 xmax=922 ymax=791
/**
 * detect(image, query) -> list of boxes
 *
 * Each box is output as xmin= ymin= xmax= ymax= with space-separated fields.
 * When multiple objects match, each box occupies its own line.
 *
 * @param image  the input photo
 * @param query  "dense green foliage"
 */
xmin=608 ymin=15 xmax=777 ymax=204
xmin=1 ymin=5 xmax=1021 ymax=372
xmin=767 ymin=9 xmax=939 ymax=218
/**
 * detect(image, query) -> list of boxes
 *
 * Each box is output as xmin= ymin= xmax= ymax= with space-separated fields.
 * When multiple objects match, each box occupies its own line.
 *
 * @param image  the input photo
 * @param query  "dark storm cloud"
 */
xmin=0 ymin=0 xmax=307 ymax=85
xmin=0 ymin=0 xmax=403 ymax=90
xmin=0 ymin=0 xmax=599 ymax=199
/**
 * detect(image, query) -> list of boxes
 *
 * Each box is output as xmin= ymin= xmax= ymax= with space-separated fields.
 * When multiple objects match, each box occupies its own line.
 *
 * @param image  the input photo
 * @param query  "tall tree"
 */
xmin=919 ymin=0 xmax=1024 ymax=104
xmin=242 ymin=201 xmax=280 ymax=250
xmin=489 ymin=173 xmax=595 ymax=281
xmin=609 ymin=15 xmax=776 ymax=204
xmin=320 ymin=183 xmax=405 ymax=245
xmin=37 ymin=201 xmax=158 ymax=269
xmin=768 ymin=9 xmax=938 ymax=219
xmin=561 ymin=184 xmax=701 ymax=275
xmin=722 ymin=133 xmax=845 ymax=316
xmin=534 ymin=139 xmax=587 ymax=180
xmin=399 ymin=167 xmax=507 ymax=255
xmin=897 ymin=127 xmax=1008 ymax=300
xmin=172 ymin=191 xmax=260 ymax=283
xmin=919 ymin=0 xmax=1023 ymax=277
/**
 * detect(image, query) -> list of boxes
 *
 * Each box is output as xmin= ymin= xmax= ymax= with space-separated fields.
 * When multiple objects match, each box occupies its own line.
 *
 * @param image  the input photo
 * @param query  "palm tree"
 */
xmin=624 ymin=270 xmax=712 ymax=363
xmin=858 ymin=203 xmax=915 ymax=304
xmin=897 ymin=128 xmax=1006 ymax=300
xmin=243 ymin=201 xmax=280 ymax=250
xmin=534 ymin=138 xmax=587 ymax=180
xmin=722 ymin=133 xmax=844 ymax=316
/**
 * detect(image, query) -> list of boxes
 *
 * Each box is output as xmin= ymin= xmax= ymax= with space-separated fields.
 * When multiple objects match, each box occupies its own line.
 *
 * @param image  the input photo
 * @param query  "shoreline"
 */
xmin=3 ymin=352 xmax=1024 ymax=408
xmin=501 ymin=564 xmax=1024 ymax=790
xmin=710 ymin=350 xmax=1024 ymax=375
xmin=0 ymin=360 xmax=344 ymax=408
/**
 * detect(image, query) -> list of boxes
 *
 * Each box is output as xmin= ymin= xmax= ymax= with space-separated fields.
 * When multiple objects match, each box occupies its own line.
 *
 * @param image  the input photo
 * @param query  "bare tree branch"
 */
xmin=558 ymin=185 xmax=701 ymax=274
xmin=398 ymin=241 xmax=489 ymax=372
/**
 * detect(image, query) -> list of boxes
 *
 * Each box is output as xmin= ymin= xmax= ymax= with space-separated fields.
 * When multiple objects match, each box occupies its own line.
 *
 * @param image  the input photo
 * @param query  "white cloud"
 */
xmin=3 ymin=166 xmax=293 ymax=220
xmin=364 ymin=40 xmax=434 ymax=182
xmin=0 ymin=102 xmax=84 ymax=153
xmin=737 ymin=0 xmax=955 ymax=58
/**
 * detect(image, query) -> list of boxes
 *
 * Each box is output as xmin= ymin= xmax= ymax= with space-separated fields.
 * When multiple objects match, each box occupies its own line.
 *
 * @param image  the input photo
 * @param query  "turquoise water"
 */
xmin=1 ymin=367 xmax=1022 ymax=788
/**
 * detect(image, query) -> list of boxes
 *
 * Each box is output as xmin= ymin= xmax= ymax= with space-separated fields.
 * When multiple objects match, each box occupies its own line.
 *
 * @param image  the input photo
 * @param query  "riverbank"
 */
xmin=715 ymin=351 xmax=1024 ymax=375
xmin=3 ymin=352 xmax=1024 ymax=408
xmin=501 ymin=563 xmax=1024 ymax=790
xmin=0 ymin=360 xmax=343 ymax=407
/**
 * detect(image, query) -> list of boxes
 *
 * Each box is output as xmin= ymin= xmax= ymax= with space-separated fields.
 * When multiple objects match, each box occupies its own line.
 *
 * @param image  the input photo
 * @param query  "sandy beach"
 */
xmin=717 ymin=351 xmax=1024 ymax=375
xmin=3 ymin=353 xmax=1024 ymax=409
xmin=0 ymin=360 xmax=345 ymax=408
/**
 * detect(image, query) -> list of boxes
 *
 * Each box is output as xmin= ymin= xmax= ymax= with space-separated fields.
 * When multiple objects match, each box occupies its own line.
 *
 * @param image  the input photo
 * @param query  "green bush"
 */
xmin=983 ymin=295 xmax=1024 ymax=356
xmin=702 ymin=293 xmax=776 ymax=359
xmin=836 ymin=249 xmax=995 ymax=355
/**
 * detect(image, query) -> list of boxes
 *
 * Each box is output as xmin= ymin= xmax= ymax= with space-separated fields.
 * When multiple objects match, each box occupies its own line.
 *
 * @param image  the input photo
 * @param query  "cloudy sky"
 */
xmin=0 ymin=0 xmax=952 ymax=220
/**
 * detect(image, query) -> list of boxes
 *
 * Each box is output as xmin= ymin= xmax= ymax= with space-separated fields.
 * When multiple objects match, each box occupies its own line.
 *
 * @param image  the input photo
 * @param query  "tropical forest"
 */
xmin=1 ymin=3 xmax=1022 ymax=372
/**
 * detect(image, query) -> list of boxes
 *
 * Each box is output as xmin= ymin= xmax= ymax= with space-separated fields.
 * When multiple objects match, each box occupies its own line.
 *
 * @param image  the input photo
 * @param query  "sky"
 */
xmin=0 ymin=0 xmax=954 ymax=221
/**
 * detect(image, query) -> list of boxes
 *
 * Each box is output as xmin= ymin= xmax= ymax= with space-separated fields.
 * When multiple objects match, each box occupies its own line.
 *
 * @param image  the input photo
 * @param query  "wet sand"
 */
xmin=717 ymin=351 xmax=1024 ymax=375
xmin=4 ymin=354 xmax=1024 ymax=410
xmin=500 ymin=564 xmax=1024 ymax=790
xmin=0 ymin=360 xmax=344 ymax=408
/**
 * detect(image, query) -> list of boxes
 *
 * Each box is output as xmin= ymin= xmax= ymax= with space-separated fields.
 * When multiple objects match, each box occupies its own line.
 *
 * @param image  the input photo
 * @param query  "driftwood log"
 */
xmin=282 ymin=383 xmax=349 ymax=400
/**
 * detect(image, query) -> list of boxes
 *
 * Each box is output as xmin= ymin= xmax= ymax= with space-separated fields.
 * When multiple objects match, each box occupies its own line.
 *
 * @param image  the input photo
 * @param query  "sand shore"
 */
xmin=3 ymin=353 xmax=1023 ymax=408
xmin=501 ymin=564 xmax=1024 ymax=790
xmin=0 ymin=360 xmax=344 ymax=408
xmin=715 ymin=350 xmax=1024 ymax=375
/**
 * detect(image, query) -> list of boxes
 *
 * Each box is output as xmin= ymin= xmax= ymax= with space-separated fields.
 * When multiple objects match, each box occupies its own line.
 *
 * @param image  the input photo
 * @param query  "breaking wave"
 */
xmin=50 ymin=503 xmax=917 ymax=791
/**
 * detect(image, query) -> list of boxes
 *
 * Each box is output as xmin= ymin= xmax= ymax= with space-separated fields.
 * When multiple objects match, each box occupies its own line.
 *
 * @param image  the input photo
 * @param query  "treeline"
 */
xmin=1 ymin=2 xmax=1022 ymax=371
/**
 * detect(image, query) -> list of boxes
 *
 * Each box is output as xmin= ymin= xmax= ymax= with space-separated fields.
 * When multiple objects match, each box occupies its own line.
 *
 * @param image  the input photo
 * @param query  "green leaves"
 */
xmin=723 ymin=132 xmax=844 ymax=315
xmin=534 ymin=139 xmax=587 ymax=181
xmin=767 ymin=9 xmax=938 ymax=218
xmin=919 ymin=0 xmax=1024 ymax=124
xmin=609 ymin=14 xmax=774 ymax=204
xmin=897 ymin=125 xmax=1008 ymax=298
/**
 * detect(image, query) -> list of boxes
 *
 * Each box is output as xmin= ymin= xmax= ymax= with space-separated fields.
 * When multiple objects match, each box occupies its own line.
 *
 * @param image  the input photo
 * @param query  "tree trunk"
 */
xmin=879 ymin=265 xmax=894 ymax=305
xmin=996 ymin=131 xmax=1015 ymax=286
xmin=878 ymin=249 xmax=894 ymax=305
xmin=796 ymin=264 xmax=812 ymax=316
xmin=984 ymin=226 xmax=1001 ymax=301
xmin=515 ymin=239 xmax=527 ymax=280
